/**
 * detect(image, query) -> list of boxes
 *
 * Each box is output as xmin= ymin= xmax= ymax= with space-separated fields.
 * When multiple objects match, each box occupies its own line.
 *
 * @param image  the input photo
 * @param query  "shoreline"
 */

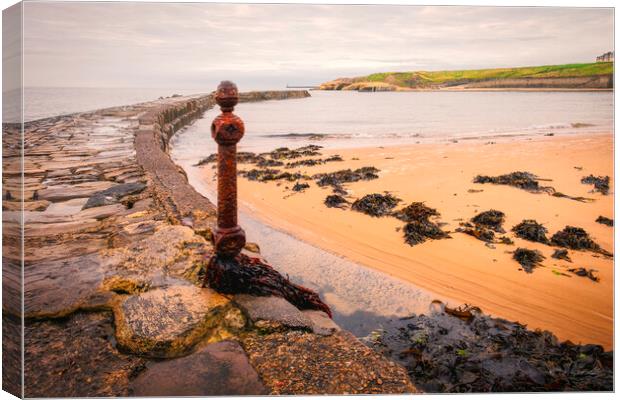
xmin=316 ymin=88 xmax=614 ymax=93
xmin=194 ymin=131 xmax=613 ymax=349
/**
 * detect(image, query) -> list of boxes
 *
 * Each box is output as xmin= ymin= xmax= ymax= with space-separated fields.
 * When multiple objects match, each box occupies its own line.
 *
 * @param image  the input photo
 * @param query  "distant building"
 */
xmin=596 ymin=51 xmax=614 ymax=62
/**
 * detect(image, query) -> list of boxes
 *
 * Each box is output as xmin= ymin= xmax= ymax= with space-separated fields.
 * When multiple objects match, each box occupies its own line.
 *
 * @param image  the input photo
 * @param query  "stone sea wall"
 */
xmin=1 ymin=90 xmax=416 ymax=397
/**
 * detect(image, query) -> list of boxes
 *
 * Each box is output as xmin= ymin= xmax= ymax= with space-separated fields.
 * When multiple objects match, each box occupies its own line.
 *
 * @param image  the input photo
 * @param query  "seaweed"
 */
xmin=581 ymin=175 xmax=610 ymax=195
xmin=595 ymin=216 xmax=613 ymax=227
xmin=550 ymin=226 xmax=611 ymax=256
xmin=195 ymin=153 xmax=218 ymax=166
xmin=240 ymin=168 xmax=309 ymax=182
xmin=285 ymin=155 xmax=343 ymax=169
xmin=240 ymin=168 xmax=281 ymax=181
xmin=291 ymin=182 xmax=310 ymax=192
xmin=471 ymin=210 xmax=505 ymax=232
xmin=256 ymin=158 xmax=284 ymax=167
xmin=551 ymin=249 xmax=571 ymax=262
xmin=324 ymin=194 xmax=348 ymax=208
xmin=513 ymin=248 xmax=545 ymax=273
xmin=551 ymin=192 xmax=594 ymax=203
xmin=196 ymin=151 xmax=262 ymax=166
xmin=313 ymin=166 xmax=380 ymax=188
xmin=458 ymin=225 xmax=495 ymax=243
xmin=404 ymin=220 xmax=450 ymax=246
xmin=473 ymin=171 xmax=554 ymax=193
xmin=567 ymin=267 xmax=600 ymax=282
xmin=204 ymin=253 xmax=331 ymax=317
xmin=269 ymin=146 xmax=322 ymax=160
xmin=512 ymin=219 xmax=549 ymax=244
xmin=394 ymin=202 xmax=450 ymax=246
xmin=368 ymin=305 xmax=613 ymax=392
xmin=351 ymin=193 xmax=401 ymax=217
xmin=392 ymin=202 xmax=439 ymax=223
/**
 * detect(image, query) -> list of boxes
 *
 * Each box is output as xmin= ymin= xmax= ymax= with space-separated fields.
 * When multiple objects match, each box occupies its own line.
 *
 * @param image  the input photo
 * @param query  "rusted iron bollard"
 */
xmin=203 ymin=82 xmax=332 ymax=318
xmin=211 ymin=81 xmax=246 ymax=257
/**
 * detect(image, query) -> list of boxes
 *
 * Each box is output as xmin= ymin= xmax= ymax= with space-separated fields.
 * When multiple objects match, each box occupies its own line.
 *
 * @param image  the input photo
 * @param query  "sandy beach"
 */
xmin=199 ymin=133 xmax=613 ymax=349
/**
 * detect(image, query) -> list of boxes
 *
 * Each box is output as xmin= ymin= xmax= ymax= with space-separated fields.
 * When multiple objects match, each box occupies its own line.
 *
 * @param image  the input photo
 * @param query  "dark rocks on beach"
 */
xmin=351 ymin=193 xmax=400 ymax=217
xmin=324 ymin=194 xmax=348 ymax=208
xmin=595 ymin=215 xmax=613 ymax=227
xmin=581 ymin=175 xmax=610 ymax=195
xmin=473 ymin=171 xmax=554 ymax=193
xmin=513 ymin=248 xmax=545 ymax=273
xmin=512 ymin=219 xmax=549 ymax=244
xmin=471 ymin=209 xmax=505 ymax=233
xmin=551 ymin=249 xmax=572 ymax=262
xmin=83 ymin=182 xmax=146 ymax=209
xmin=366 ymin=305 xmax=613 ymax=393
xmin=550 ymin=226 xmax=611 ymax=256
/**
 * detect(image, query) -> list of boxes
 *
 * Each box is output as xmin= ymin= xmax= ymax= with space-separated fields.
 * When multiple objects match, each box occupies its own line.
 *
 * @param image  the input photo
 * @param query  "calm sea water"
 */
xmin=174 ymin=90 xmax=613 ymax=155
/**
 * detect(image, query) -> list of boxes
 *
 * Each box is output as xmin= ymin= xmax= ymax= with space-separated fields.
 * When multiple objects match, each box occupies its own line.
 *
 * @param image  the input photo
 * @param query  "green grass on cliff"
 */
xmin=360 ymin=62 xmax=613 ymax=88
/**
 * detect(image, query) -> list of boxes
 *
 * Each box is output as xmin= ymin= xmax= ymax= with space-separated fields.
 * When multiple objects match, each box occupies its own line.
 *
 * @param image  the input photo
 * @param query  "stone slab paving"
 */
xmin=241 ymin=330 xmax=419 ymax=394
xmin=3 ymin=91 xmax=418 ymax=396
xmin=130 ymin=341 xmax=268 ymax=396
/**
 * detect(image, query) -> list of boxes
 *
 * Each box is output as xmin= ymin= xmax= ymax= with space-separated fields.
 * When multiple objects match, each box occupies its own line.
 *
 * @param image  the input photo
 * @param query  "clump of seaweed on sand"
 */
xmin=285 ymin=154 xmax=343 ymax=169
xmin=351 ymin=193 xmax=401 ymax=217
xmin=473 ymin=171 xmax=595 ymax=202
xmin=512 ymin=219 xmax=549 ymax=244
xmin=581 ymin=175 xmax=610 ymax=195
xmin=324 ymin=194 xmax=348 ymax=209
xmin=239 ymin=168 xmax=310 ymax=182
xmin=567 ymin=267 xmax=600 ymax=282
xmin=313 ymin=166 xmax=380 ymax=194
xmin=197 ymin=144 xmax=326 ymax=167
xmin=550 ymin=226 xmax=612 ymax=257
xmin=595 ymin=216 xmax=613 ymax=227
xmin=457 ymin=210 xmax=512 ymax=244
xmin=473 ymin=171 xmax=554 ymax=193
xmin=391 ymin=202 xmax=450 ymax=246
xmin=551 ymin=249 xmax=572 ymax=262
xmin=513 ymin=248 xmax=545 ymax=273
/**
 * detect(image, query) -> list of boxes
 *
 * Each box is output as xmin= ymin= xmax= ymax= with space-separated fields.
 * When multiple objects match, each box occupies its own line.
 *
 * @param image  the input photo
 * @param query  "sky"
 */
xmin=20 ymin=1 xmax=614 ymax=90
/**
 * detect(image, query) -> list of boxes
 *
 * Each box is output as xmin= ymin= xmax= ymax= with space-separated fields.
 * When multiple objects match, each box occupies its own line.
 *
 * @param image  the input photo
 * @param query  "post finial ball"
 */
xmin=215 ymin=80 xmax=239 ymax=111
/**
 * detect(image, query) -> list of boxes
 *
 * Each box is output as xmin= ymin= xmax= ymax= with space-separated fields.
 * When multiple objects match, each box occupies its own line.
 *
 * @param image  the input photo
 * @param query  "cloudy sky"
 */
xmin=22 ymin=1 xmax=614 ymax=90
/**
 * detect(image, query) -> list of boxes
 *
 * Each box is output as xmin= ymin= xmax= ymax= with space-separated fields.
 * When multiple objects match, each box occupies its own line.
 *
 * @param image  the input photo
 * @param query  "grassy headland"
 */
xmin=320 ymin=62 xmax=613 ymax=91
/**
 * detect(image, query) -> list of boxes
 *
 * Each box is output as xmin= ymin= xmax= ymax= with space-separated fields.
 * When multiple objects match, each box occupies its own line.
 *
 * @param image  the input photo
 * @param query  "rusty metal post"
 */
xmin=211 ymin=81 xmax=246 ymax=257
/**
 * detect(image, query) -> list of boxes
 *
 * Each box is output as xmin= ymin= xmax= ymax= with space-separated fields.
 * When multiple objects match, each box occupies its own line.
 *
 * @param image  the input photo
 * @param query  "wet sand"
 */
xmin=200 ymin=133 xmax=613 ymax=349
